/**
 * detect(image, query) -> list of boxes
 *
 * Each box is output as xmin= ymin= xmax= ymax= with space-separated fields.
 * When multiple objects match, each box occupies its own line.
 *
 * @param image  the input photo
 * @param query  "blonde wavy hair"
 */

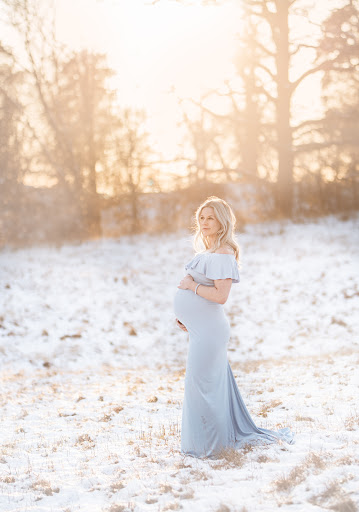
xmin=193 ymin=196 xmax=240 ymax=265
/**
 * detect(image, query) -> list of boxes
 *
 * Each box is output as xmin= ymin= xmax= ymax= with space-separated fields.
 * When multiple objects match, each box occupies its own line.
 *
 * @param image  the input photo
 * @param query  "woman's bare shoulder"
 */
xmin=214 ymin=245 xmax=235 ymax=255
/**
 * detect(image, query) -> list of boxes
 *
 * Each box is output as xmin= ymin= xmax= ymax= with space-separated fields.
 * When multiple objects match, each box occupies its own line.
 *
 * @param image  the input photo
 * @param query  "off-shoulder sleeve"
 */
xmin=185 ymin=253 xmax=240 ymax=283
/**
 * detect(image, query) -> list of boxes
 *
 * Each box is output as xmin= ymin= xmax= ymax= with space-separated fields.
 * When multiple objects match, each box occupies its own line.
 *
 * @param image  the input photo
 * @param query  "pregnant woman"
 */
xmin=174 ymin=196 xmax=295 ymax=459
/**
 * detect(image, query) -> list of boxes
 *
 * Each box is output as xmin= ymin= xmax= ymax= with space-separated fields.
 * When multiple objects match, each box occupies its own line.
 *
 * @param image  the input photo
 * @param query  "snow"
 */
xmin=0 ymin=213 xmax=358 ymax=511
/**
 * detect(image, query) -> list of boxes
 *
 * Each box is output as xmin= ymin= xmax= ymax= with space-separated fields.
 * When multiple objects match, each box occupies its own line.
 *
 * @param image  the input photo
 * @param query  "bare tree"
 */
xmin=0 ymin=42 xmax=26 ymax=244
xmin=240 ymin=0 xmax=359 ymax=215
xmin=317 ymin=1 xmax=359 ymax=211
xmin=53 ymin=50 xmax=117 ymax=236
xmin=172 ymin=0 xmax=358 ymax=216
xmin=107 ymin=108 xmax=154 ymax=233
xmin=2 ymin=0 xmax=119 ymax=238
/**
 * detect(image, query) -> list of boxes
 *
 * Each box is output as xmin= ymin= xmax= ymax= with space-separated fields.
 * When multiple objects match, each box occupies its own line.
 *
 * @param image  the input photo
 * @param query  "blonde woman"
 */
xmin=174 ymin=196 xmax=295 ymax=459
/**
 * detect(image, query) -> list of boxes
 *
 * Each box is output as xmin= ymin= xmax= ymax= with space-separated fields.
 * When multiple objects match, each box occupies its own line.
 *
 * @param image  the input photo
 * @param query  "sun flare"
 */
xmin=54 ymin=0 xmax=243 ymax=155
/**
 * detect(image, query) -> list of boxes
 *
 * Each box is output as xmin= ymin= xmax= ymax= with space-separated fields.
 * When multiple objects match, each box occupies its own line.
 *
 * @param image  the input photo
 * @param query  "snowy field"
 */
xmin=1 ymin=213 xmax=359 ymax=512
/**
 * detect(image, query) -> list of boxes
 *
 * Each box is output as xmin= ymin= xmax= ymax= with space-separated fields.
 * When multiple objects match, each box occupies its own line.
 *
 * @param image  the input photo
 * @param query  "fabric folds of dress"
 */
xmin=185 ymin=252 xmax=240 ymax=283
xmin=173 ymin=252 xmax=295 ymax=460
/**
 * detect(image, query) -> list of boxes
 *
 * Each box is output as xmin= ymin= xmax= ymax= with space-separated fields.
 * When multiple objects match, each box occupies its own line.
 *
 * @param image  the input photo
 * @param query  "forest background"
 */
xmin=1 ymin=0 xmax=359 ymax=246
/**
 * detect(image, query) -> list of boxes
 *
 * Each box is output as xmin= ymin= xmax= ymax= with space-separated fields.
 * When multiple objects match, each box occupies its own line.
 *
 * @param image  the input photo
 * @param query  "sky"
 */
xmin=1 ymin=0 xmax=342 ymax=167
xmin=54 ymin=0 xmax=244 ymax=159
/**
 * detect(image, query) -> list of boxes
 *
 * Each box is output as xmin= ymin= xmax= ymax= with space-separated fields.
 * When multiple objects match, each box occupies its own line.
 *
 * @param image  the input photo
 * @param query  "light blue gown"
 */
xmin=174 ymin=252 xmax=295 ymax=459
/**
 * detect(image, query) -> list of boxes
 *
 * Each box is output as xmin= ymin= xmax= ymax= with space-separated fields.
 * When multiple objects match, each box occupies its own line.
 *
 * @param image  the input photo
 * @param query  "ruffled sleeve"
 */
xmin=185 ymin=253 xmax=240 ymax=283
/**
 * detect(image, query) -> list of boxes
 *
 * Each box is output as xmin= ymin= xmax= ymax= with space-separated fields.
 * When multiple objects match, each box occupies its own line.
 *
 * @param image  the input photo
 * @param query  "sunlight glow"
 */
xmin=53 ymin=0 xmax=334 ymax=160
xmin=54 ymin=0 xmax=243 ymax=156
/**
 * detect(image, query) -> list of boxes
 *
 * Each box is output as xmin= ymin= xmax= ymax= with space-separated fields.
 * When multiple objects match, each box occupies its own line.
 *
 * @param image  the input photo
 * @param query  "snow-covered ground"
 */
xmin=1 ymin=213 xmax=358 ymax=512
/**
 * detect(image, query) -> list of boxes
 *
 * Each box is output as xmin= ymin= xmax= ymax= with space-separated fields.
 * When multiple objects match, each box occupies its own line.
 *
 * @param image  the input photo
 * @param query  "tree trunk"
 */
xmin=350 ymin=163 xmax=359 ymax=210
xmin=275 ymin=1 xmax=293 ymax=216
xmin=243 ymin=67 xmax=259 ymax=177
xmin=130 ymin=183 xmax=139 ymax=234
xmin=83 ymin=53 xmax=102 ymax=238
xmin=86 ymin=162 xmax=102 ymax=237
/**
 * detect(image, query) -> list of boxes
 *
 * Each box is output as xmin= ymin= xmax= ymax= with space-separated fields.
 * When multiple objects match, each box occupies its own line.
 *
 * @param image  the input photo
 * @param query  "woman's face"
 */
xmin=199 ymin=207 xmax=221 ymax=238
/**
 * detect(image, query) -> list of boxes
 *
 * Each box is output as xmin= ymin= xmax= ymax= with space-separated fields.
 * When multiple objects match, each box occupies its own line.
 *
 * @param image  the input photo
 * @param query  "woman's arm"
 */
xmin=177 ymin=275 xmax=232 ymax=305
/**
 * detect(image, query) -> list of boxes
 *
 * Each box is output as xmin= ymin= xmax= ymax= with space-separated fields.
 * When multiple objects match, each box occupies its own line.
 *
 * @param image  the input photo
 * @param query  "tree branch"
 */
xmin=257 ymin=62 xmax=277 ymax=81
xmin=243 ymin=0 xmax=276 ymax=30
xmin=293 ymin=141 xmax=346 ymax=153
xmin=261 ymin=0 xmax=277 ymax=31
xmin=290 ymin=60 xmax=330 ymax=92
xmin=291 ymin=118 xmax=325 ymax=133
xmin=256 ymin=84 xmax=277 ymax=103
xmin=211 ymin=138 xmax=227 ymax=169
xmin=290 ymin=43 xmax=319 ymax=57
xmin=255 ymin=39 xmax=276 ymax=58
xmin=23 ymin=118 xmax=67 ymax=186
xmin=184 ymin=97 xmax=231 ymax=120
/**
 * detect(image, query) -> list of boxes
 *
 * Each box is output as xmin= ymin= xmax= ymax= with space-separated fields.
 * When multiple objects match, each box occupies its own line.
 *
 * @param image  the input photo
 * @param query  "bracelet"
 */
xmin=195 ymin=283 xmax=201 ymax=295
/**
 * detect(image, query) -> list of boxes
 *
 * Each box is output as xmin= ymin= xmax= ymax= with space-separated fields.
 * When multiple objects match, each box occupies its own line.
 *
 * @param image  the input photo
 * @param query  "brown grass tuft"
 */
xmin=344 ymin=410 xmax=359 ymax=431
xmin=1 ymin=476 xmax=15 ymax=483
xmin=258 ymin=399 xmax=283 ymax=417
xmin=211 ymin=446 xmax=247 ymax=469
xmin=162 ymin=501 xmax=181 ymax=511
xmin=257 ymin=454 xmax=272 ymax=463
xmin=30 ymin=478 xmax=60 ymax=496
xmin=189 ymin=469 xmax=209 ymax=481
xmin=274 ymin=464 xmax=307 ymax=492
xmin=215 ymin=506 xmax=231 ymax=512
xmin=160 ymin=483 xmax=173 ymax=494
xmin=110 ymin=481 xmax=125 ymax=492
xmin=273 ymin=450 xmax=328 ymax=492
xmin=295 ymin=415 xmax=314 ymax=422
xmin=107 ymin=505 xmax=127 ymax=512
xmin=309 ymin=478 xmax=358 ymax=512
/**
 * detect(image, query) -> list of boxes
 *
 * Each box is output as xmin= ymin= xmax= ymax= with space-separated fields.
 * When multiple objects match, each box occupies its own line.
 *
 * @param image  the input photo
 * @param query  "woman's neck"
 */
xmin=206 ymin=235 xmax=217 ymax=249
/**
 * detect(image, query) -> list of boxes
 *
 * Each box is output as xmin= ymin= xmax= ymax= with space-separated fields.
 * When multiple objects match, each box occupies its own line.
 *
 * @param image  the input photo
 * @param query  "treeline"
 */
xmin=1 ymin=0 xmax=159 ymax=244
xmin=1 ymin=0 xmax=359 ymax=246
xmin=179 ymin=0 xmax=359 ymax=216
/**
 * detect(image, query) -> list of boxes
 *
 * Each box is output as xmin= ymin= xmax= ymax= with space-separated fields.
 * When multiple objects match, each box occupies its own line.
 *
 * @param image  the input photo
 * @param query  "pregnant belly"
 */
xmin=173 ymin=288 xmax=228 ymax=336
xmin=173 ymin=289 xmax=197 ymax=325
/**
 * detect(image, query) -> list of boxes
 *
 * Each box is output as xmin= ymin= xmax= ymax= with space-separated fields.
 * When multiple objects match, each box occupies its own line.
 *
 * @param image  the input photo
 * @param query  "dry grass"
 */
xmin=30 ymin=478 xmax=60 ymax=496
xmin=215 ymin=506 xmax=231 ymax=512
xmin=107 ymin=504 xmax=135 ymax=512
xmin=273 ymin=450 xmax=328 ymax=493
xmin=258 ymin=399 xmax=283 ymax=417
xmin=0 ymin=351 xmax=358 ymax=511
xmin=179 ymin=488 xmax=195 ymax=500
xmin=215 ymin=506 xmax=248 ymax=512
xmin=295 ymin=415 xmax=315 ymax=422
xmin=274 ymin=463 xmax=307 ymax=492
xmin=107 ymin=506 xmax=127 ymax=512
xmin=309 ymin=479 xmax=358 ymax=512
xmin=110 ymin=481 xmax=125 ymax=493
xmin=210 ymin=445 xmax=250 ymax=469
xmin=75 ymin=433 xmax=95 ymax=449
xmin=189 ymin=469 xmax=209 ymax=481
xmin=305 ymin=451 xmax=327 ymax=470
xmin=335 ymin=454 xmax=358 ymax=466
xmin=162 ymin=501 xmax=181 ymax=511
xmin=0 ymin=475 xmax=15 ymax=483
xmin=344 ymin=410 xmax=359 ymax=431
xmin=257 ymin=454 xmax=277 ymax=464
xmin=160 ymin=483 xmax=173 ymax=494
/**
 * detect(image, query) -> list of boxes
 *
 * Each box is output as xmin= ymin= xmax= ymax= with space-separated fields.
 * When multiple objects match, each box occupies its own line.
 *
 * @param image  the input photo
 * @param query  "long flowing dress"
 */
xmin=173 ymin=252 xmax=295 ymax=459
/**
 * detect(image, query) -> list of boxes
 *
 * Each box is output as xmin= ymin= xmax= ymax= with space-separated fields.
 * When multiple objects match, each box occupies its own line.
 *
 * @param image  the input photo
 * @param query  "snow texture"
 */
xmin=0 ymin=213 xmax=358 ymax=511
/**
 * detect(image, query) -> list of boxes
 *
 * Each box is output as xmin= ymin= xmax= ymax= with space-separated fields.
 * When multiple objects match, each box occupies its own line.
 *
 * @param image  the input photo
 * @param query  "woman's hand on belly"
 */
xmin=178 ymin=274 xmax=195 ymax=290
xmin=176 ymin=318 xmax=188 ymax=332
